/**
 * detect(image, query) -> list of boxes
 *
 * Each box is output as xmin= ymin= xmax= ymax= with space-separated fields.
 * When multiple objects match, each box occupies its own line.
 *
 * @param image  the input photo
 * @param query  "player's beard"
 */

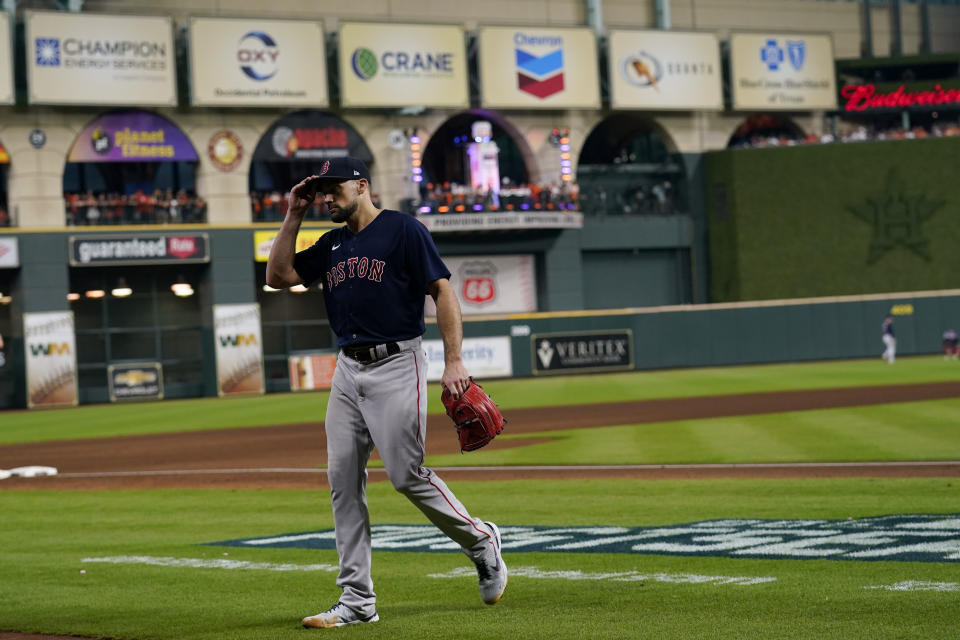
xmin=330 ymin=199 xmax=358 ymax=223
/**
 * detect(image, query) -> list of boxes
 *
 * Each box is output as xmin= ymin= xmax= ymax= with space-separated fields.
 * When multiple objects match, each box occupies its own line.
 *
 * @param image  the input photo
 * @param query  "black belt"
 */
xmin=342 ymin=342 xmax=402 ymax=365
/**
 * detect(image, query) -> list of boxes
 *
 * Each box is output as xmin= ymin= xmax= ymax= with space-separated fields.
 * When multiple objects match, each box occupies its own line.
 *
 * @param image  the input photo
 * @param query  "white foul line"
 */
xmin=49 ymin=460 xmax=960 ymax=479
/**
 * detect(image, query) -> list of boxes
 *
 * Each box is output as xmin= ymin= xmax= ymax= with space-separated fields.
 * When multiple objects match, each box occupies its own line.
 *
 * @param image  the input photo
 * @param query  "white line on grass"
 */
xmin=865 ymin=580 xmax=960 ymax=592
xmin=81 ymin=556 xmax=338 ymax=572
xmin=52 ymin=460 xmax=960 ymax=479
xmin=427 ymin=565 xmax=777 ymax=586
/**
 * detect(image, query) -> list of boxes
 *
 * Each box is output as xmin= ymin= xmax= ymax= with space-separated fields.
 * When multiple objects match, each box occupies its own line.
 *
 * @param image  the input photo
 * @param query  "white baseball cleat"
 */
xmin=301 ymin=602 xmax=379 ymax=628
xmin=473 ymin=521 xmax=508 ymax=605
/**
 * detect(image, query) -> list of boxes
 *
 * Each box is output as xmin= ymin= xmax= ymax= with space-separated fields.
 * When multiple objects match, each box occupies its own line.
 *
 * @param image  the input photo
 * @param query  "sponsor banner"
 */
xmin=532 ymin=330 xmax=633 ymax=375
xmin=26 ymin=11 xmax=176 ymax=106
xmin=608 ymin=30 xmax=722 ymax=111
xmin=189 ymin=17 xmax=328 ymax=107
xmin=254 ymin=229 xmax=330 ymax=262
xmin=24 ymin=311 xmax=78 ymax=409
xmin=840 ymin=82 xmax=960 ymax=113
xmin=416 ymin=211 xmax=583 ymax=233
xmin=339 ymin=22 xmax=468 ymax=108
xmin=214 ymin=304 xmax=265 ymax=396
xmin=252 ymin=110 xmax=372 ymax=162
xmin=730 ymin=32 xmax=837 ymax=111
xmin=68 ymin=111 xmax=198 ymax=163
xmin=0 ymin=12 xmax=12 ymax=104
xmin=0 ymin=236 xmax=18 ymax=267
xmin=426 ymin=255 xmax=536 ymax=316
xmin=478 ymin=26 xmax=599 ymax=109
xmin=422 ymin=336 xmax=512 ymax=382
xmin=70 ymin=234 xmax=209 ymax=266
xmin=108 ymin=362 xmax=163 ymax=402
xmin=208 ymin=514 xmax=960 ymax=562
xmin=288 ymin=353 xmax=337 ymax=391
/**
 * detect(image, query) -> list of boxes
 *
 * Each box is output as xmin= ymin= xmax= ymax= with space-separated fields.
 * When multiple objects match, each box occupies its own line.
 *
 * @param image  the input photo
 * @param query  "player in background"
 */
xmin=942 ymin=329 xmax=959 ymax=360
xmin=881 ymin=315 xmax=896 ymax=364
xmin=266 ymin=157 xmax=506 ymax=629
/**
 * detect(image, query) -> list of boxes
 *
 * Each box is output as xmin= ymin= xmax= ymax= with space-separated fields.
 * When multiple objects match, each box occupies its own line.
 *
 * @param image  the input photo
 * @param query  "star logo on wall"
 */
xmin=846 ymin=167 xmax=944 ymax=264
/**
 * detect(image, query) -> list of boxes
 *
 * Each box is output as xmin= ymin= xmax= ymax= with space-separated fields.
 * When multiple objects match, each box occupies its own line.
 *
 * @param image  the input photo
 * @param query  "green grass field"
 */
xmin=2 ymin=356 xmax=959 ymax=639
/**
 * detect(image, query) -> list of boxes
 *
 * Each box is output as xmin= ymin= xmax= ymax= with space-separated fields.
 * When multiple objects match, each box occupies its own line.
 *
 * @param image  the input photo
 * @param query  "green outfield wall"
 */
xmin=705 ymin=137 xmax=960 ymax=303
xmin=428 ymin=290 xmax=960 ymax=377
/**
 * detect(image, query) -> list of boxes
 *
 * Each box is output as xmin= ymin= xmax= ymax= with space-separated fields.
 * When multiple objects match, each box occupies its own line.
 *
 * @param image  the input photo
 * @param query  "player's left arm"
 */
xmin=429 ymin=277 xmax=469 ymax=399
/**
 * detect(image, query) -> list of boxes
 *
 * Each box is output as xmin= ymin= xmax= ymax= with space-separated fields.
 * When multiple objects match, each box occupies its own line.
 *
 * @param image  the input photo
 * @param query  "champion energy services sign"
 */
xmin=478 ymin=26 xmax=599 ymax=109
xmin=189 ymin=17 xmax=328 ymax=107
xmin=338 ymin=22 xmax=468 ymax=108
xmin=730 ymin=32 xmax=836 ymax=110
xmin=0 ymin=12 xmax=13 ymax=104
xmin=69 ymin=234 xmax=210 ymax=266
xmin=26 ymin=11 xmax=176 ymax=106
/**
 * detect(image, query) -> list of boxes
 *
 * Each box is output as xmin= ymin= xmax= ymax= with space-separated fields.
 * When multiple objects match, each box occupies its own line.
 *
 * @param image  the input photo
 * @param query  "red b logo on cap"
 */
xmin=320 ymin=161 xmax=330 ymax=175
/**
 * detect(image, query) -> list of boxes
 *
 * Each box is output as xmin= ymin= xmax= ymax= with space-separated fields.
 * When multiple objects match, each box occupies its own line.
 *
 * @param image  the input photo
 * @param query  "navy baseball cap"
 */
xmin=315 ymin=157 xmax=371 ymax=183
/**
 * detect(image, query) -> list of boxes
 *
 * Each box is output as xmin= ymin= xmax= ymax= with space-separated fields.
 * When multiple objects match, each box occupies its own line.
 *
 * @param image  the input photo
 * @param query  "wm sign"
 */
xmin=209 ymin=515 xmax=960 ymax=563
xmin=29 ymin=342 xmax=71 ymax=356
xmin=218 ymin=334 xmax=258 ymax=347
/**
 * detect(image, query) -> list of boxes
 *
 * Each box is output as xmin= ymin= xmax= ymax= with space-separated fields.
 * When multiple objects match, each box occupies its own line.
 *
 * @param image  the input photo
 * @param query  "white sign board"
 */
xmin=0 ymin=12 xmax=14 ymax=104
xmin=26 ymin=11 xmax=177 ymax=106
xmin=0 ymin=237 xmax=18 ymax=267
xmin=189 ymin=17 xmax=328 ymax=107
xmin=608 ymin=30 xmax=722 ymax=110
xmin=422 ymin=336 xmax=513 ymax=382
xmin=338 ymin=22 xmax=468 ymax=108
xmin=214 ymin=304 xmax=265 ymax=396
xmin=24 ymin=311 xmax=78 ymax=408
xmin=730 ymin=32 xmax=837 ymax=111
xmin=478 ymin=26 xmax=599 ymax=109
xmin=427 ymin=254 xmax=537 ymax=316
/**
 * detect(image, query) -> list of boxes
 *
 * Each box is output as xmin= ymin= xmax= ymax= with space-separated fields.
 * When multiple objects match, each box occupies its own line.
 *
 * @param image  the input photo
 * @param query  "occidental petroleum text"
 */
xmin=62 ymin=39 xmax=167 ymax=70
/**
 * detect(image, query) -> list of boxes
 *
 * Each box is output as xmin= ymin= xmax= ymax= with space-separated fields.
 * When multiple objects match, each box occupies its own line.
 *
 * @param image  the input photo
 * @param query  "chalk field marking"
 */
xmin=81 ymin=555 xmax=338 ymax=573
xmin=427 ymin=565 xmax=776 ymax=586
xmin=51 ymin=460 xmax=960 ymax=479
xmin=865 ymin=580 xmax=960 ymax=592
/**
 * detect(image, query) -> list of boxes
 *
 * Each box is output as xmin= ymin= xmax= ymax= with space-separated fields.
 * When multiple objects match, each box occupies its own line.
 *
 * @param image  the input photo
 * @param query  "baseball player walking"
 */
xmin=881 ymin=314 xmax=896 ymax=364
xmin=266 ymin=157 xmax=506 ymax=629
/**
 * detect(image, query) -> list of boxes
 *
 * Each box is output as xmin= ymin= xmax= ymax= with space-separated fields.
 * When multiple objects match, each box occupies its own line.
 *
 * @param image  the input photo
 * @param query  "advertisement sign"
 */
xmin=26 ymin=11 xmax=176 ymax=106
xmin=422 ymin=337 xmax=512 ymax=382
xmin=608 ymin=30 xmax=722 ymax=111
xmin=0 ymin=237 xmax=18 ymax=267
xmin=214 ymin=304 xmax=265 ymax=396
xmin=288 ymin=353 xmax=337 ymax=391
xmin=478 ymin=26 xmax=599 ymax=109
xmin=839 ymin=83 xmax=960 ymax=112
xmin=730 ymin=32 xmax=836 ymax=111
xmin=531 ymin=330 xmax=634 ymax=375
xmin=70 ymin=234 xmax=209 ymax=266
xmin=253 ymin=110 xmax=372 ymax=162
xmin=339 ymin=22 xmax=468 ymax=108
xmin=254 ymin=229 xmax=331 ymax=262
xmin=425 ymin=254 xmax=537 ymax=316
xmin=24 ymin=311 xmax=78 ymax=408
xmin=68 ymin=111 xmax=198 ymax=163
xmin=417 ymin=211 xmax=583 ymax=233
xmin=108 ymin=362 xmax=163 ymax=401
xmin=0 ymin=12 xmax=13 ymax=104
xmin=208 ymin=130 xmax=243 ymax=171
xmin=189 ymin=17 xmax=328 ymax=107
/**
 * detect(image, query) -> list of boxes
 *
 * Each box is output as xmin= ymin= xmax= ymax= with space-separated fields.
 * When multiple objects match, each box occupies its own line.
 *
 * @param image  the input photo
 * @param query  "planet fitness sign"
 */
xmin=68 ymin=111 xmax=198 ymax=163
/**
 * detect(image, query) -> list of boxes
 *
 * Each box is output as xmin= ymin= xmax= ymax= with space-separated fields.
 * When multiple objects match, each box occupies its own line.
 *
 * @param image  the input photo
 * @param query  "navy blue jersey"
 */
xmin=883 ymin=320 xmax=895 ymax=337
xmin=293 ymin=210 xmax=451 ymax=347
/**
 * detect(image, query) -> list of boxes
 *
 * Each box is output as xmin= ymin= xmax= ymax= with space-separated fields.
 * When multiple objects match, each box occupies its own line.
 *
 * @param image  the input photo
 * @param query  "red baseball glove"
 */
xmin=441 ymin=379 xmax=506 ymax=452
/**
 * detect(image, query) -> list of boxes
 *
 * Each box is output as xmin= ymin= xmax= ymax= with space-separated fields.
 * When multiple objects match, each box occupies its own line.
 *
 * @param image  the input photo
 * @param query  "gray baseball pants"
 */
xmin=324 ymin=337 xmax=491 ymax=615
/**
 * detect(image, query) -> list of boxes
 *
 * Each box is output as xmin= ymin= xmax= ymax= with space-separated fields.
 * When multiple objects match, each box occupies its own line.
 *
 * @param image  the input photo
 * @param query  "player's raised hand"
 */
xmin=287 ymin=175 xmax=319 ymax=218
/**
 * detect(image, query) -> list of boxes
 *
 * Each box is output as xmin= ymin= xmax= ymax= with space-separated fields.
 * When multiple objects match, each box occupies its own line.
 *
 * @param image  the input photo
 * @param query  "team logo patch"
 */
xmin=320 ymin=160 xmax=330 ymax=175
xmin=207 ymin=515 xmax=960 ymax=563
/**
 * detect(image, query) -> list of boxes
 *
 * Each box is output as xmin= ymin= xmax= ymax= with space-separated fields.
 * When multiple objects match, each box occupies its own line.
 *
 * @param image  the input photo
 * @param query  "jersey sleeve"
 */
xmin=406 ymin=218 xmax=451 ymax=293
xmin=293 ymin=233 xmax=330 ymax=286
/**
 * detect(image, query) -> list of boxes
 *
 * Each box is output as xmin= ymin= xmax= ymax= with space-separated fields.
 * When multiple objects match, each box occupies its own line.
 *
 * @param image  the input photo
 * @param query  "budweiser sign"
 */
xmin=840 ymin=83 xmax=960 ymax=112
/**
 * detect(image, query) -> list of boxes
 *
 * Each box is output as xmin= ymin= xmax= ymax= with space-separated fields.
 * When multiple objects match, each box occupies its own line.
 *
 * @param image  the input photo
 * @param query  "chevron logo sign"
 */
xmin=516 ymin=46 xmax=564 ymax=99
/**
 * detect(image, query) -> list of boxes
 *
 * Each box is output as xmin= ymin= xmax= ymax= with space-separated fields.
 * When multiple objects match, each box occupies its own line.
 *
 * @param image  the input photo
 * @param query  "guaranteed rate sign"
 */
xmin=26 ymin=10 xmax=176 ymax=106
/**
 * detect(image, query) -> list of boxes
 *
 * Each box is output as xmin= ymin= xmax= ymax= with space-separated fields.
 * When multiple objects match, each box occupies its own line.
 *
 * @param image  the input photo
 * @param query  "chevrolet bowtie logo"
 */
xmin=846 ymin=167 xmax=944 ymax=264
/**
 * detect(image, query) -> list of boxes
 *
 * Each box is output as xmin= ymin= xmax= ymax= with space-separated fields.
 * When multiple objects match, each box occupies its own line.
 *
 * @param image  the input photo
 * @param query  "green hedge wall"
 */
xmin=706 ymin=137 xmax=960 ymax=302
